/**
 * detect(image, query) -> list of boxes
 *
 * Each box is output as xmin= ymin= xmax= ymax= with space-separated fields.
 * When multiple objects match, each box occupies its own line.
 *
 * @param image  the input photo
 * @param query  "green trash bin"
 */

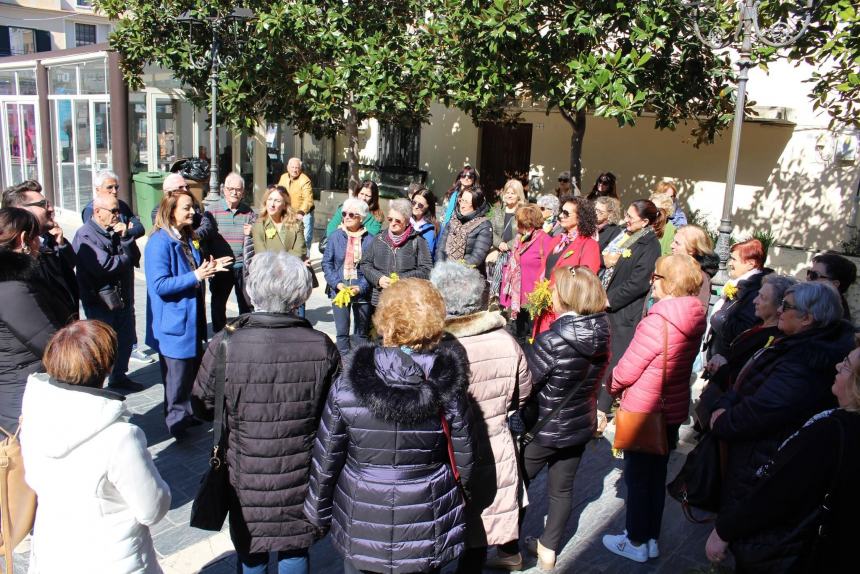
xmin=132 ymin=172 xmax=167 ymax=233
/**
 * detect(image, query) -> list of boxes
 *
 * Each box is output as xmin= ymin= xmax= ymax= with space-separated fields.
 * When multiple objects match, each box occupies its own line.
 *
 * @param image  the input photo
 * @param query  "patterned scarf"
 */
xmin=343 ymin=228 xmax=365 ymax=282
xmin=504 ymin=230 xmax=545 ymax=314
xmin=552 ymin=230 xmax=578 ymax=255
xmin=385 ymin=225 xmax=413 ymax=249
xmin=445 ymin=211 xmax=487 ymax=261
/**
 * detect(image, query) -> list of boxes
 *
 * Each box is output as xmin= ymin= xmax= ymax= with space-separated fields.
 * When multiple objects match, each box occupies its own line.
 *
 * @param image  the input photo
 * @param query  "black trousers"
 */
xmin=514 ymin=441 xmax=586 ymax=553
xmin=210 ymin=265 xmax=251 ymax=333
xmin=623 ymin=424 xmax=681 ymax=544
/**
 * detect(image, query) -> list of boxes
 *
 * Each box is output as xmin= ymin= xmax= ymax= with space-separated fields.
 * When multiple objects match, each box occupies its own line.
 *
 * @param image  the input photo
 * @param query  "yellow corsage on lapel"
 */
xmin=265 ymin=227 xmax=277 ymax=239
xmin=723 ymin=282 xmax=738 ymax=300
xmin=621 ymin=248 xmax=632 ymax=258
xmin=563 ymin=250 xmax=575 ymax=259
xmin=191 ymin=239 xmax=200 ymax=251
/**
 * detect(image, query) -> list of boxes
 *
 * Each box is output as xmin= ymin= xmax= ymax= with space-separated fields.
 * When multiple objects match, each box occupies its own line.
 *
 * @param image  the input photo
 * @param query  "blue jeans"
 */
xmin=83 ymin=300 xmax=134 ymax=384
xmin=303 ymin=211 xmax=314 ymax=256
xmin=235 ymin=549 xmax=309 ymax=574
xmin=331 ymin=300 xmax=371 ymax=355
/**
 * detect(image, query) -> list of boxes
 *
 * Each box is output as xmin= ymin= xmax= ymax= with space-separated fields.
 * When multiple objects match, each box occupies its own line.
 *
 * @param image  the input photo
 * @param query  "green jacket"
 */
xmin=252 ymin=217 xmax=306 ymax=258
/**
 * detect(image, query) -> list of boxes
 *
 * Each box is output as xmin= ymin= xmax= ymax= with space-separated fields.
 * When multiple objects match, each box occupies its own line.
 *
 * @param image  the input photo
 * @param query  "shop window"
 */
xmin=75 ymin=23 xmax=97 ymax=47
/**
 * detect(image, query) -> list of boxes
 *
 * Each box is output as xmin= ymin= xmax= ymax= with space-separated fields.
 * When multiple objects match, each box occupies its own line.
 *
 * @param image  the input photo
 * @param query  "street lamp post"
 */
xmin=686 ymin=0 xmax=814 ymax=287
xmin=178 ymin=8 xmax=254 ymax=205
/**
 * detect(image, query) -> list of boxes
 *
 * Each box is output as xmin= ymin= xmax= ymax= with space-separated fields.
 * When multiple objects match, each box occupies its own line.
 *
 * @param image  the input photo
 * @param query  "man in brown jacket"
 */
xmin=277 ymin=157 xmax=314 ymax=254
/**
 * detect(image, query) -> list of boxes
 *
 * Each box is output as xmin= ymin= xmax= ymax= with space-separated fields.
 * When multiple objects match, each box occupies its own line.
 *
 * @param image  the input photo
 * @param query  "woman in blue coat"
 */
xmin=145 ymin=190 xmax=231 ymax=438
xmin=322 ymin=197 xmax=375 ymax=356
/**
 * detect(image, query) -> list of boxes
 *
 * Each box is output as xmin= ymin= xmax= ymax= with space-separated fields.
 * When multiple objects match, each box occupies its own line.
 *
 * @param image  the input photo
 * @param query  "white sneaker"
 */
xmin=623 ymin=530 xmax=659 ymax=558
xmin=602 ymin=533 xmax=649 ymax=563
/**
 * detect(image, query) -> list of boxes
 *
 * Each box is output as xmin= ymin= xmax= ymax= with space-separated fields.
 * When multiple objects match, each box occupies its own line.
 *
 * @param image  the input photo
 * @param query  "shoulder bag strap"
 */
xmin=522 ymin=362 xmax=595 ymax=445
xmin=211 ymin=324 xmax=236 ymax=456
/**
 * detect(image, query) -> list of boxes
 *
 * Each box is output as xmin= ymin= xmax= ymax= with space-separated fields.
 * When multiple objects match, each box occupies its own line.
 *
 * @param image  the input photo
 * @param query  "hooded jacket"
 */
xmin=712 ymin=320 xmax=855 ymax=508
xmin=304 ymin=345 xmax=473 ymax=573
xmin=0 ymin=250 xmax=62 ymax=432
xmin=611 ymin=296 xmax=708 ymax=425
xmin=525 ymin=312 xmax=611 ymax=448
xmin=21 ymin=373 xmax=170 ymax=574
xmin=439 ymin=311 xmax=532 ymax=547
xmin=191 ymin=312 xmax=341 ymax=554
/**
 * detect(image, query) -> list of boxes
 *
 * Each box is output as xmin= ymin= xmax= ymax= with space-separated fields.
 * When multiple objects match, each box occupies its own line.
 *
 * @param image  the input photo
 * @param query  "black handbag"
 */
xmin=97 ymin=284 xmax=124 ymax=311
xmin=189 ymin=325 xmax=235 ymax=531
xmin=667 ymin=431 xmax=726 ymax=522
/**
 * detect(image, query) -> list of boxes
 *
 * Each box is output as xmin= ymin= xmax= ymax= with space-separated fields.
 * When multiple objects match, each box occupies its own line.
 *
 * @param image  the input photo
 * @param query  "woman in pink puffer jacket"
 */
xmin=602 ymin=254 xmax=707 ymax=564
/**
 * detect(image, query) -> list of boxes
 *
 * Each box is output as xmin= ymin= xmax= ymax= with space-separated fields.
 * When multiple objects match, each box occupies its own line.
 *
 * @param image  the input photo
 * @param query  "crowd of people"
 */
xmin=1 ymin=164 xmax=858 ymax=574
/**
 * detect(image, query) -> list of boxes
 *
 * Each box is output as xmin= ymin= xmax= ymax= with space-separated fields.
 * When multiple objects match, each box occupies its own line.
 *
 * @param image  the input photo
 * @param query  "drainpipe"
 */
xmin=108 ymin=51 xmax=130 ymax=207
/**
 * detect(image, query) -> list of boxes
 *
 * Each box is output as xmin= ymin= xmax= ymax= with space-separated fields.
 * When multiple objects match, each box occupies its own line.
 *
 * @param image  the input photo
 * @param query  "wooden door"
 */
xmin=479 ymin=122 xmax=533 ymax=199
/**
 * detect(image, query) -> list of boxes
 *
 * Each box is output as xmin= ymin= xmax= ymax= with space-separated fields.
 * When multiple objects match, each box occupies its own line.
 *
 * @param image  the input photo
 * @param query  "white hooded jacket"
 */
xmin=21 ymin=373 xmax=171 ymax=574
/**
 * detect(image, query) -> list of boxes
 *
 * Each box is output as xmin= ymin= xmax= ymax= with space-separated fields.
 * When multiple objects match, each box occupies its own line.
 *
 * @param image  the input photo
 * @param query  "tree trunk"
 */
xmin=345 ymin=105 xmax=360 ymax=193
xmin=560 ymin=107 xmax=586 ymax=192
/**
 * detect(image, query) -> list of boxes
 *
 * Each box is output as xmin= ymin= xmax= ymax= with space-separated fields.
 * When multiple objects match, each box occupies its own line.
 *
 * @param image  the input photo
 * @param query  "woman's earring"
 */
xmin=22 ymin=244 xmax=30 ymax=254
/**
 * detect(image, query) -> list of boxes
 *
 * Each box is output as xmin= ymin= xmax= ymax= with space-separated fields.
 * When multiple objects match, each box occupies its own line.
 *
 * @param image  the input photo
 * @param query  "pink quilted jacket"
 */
xmin=610 ymin=296 xmax=707 ymax=424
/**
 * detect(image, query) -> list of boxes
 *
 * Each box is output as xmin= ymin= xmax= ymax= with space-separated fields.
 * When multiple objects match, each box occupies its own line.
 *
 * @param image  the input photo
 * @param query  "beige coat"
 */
xmin=440 ymin=311 xmax=533 ymax=547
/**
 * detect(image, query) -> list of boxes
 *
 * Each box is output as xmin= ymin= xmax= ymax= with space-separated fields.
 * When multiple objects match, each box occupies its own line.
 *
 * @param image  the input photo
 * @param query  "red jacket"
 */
xmin=610 ymin=296 xmax=707 ymax=425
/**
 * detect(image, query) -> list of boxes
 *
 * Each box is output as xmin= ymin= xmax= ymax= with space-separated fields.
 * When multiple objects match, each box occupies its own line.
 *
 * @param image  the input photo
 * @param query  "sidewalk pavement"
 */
xmin=9 ymin=212 xmax=721 ymax=573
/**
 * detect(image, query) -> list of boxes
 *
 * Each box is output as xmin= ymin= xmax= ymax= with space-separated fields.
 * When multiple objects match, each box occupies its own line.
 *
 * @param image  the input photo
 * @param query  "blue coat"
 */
xmin=414 ymin=221 xmax=437 ymax=260
xmin=321 ymin=229 xmax=374 ymax=301
xmin=145 ymin=229 xmax=202 ymax=359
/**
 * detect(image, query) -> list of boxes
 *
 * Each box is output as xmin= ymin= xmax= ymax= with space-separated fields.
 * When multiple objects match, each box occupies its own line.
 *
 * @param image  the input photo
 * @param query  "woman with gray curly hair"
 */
xmin=595 ymin=196 xmax=623 ymax=252
xmin=536 ymin=194 xmax=562 ymax=237
xmin=359 ymin=198 xmax=433 ymax=307
xmin=432 ymin=261 xmax=532 ymax=573
xmin=192 ymin=252 xmax=341 ymax=574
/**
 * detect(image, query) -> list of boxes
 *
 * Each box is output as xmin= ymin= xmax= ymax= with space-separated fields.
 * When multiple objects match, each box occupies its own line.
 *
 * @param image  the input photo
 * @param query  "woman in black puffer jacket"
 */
xmin=508 ymin=266 xmax=610 ymax=570
xmin=192 ymin=252 xmax=341 ymax=573
xmin=436 ymin=186 xmax=494 ymax=276
xmin=0 ymin=208 xmax=63 ymax=433
xmin=304 ymin=278 xmax=474 ymax=574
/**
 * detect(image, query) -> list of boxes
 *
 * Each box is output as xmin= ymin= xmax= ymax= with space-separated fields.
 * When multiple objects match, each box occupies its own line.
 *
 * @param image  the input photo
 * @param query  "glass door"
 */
xmin=53 ymin=97 xmax=110 ymax=212
xmin=1 ymin=101 xmax=41 ymax=186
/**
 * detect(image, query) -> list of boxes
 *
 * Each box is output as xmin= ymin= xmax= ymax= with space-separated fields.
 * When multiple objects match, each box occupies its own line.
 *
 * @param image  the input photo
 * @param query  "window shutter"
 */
xmin=35 ymin=29 xmax=51 ymax=52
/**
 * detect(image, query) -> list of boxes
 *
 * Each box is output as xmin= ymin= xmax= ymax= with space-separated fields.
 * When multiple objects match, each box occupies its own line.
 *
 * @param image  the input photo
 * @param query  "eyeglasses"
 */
xmin=342 ymin=211 xmax=360 ymax=219
xmin=387 ymin=217 xmax=406 ymax=225
xmin=651 ymin=273 xmax=665 ymax=284
xmin=412 ymin=201 xmax=428 ymax=210
xmin=21 ymin=198 xmax=49 ymax=209
xmin=779 ymin=300 xmax=798 ymax=312
xmin=559 ymin=209 xmax=571 ymax=219
xmin=806 ymin=269 xmax=832 ymax=281
xmin=98 ymin=207 xmax=120 ymax=214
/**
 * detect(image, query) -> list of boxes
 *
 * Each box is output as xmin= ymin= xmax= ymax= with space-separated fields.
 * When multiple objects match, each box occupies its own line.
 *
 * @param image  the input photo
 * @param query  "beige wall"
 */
xmin=1 ymin=2 xmax=111 ymax=51
xmin=418 ymin=102 xmax=479 ymax=193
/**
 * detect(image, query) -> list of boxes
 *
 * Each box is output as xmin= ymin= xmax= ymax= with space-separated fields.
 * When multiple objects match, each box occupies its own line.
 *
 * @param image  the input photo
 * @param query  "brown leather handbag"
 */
xmin=0 ymin=421 xmax=37 ymax=574
xmin=613 ymin=318 xmax=669 ymax=456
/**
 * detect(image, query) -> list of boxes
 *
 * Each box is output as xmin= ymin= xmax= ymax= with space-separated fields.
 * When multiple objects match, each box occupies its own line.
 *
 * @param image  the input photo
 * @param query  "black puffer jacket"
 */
xmin=304 ymin=345 xmax=474 ymax=574
xmin=359 ymin=231 xmax=433 ymax=306
xmin=525 ymin=312 xmax=611 ymax=448
xmin=436 ymin=204 xmax=494 ymax=275
xmin=712 ymin=320 xmax=855 ymax=510
xmin=0 ymin=250 xmax=63 ymax=432
xmin=191 ymin=312 xmax=341 ymax=554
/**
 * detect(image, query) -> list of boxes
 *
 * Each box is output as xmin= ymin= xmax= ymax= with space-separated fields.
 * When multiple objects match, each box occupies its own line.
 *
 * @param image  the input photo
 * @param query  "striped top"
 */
xmin=206 ymin=199 xmax=254 ymax=266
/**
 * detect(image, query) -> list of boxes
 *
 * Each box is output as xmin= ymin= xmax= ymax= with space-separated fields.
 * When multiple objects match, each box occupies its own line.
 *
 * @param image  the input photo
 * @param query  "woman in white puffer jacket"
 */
xmin=21 ymin=320 xmax=170 ymax=574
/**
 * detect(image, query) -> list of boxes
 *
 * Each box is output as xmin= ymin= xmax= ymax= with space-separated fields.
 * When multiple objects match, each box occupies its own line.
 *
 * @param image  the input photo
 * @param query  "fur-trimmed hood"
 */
xmin=444 ymin=310 xmax=506 ymax=338
xmin=347 ymin=344 xmax=468 ymax=425
xmin=0 ymin=249 xmax=37 ymax=283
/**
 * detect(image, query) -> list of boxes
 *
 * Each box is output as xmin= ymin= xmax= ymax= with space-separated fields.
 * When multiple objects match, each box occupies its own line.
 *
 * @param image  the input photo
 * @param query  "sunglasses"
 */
xmin=169 ymin=185 xmax=190 ymax=192
xmin=99 ymin=207 xmax=120 ymax=214
xmin=342 ymin=211 xmax=360 ymax=219
xmin=559 ymin=209 xmax=572 ymax=218
xmin=412 ymin=201 xmax=428 ymax=209
xmin=598 ymin=178 xmax=611 ymax=185
xmin=387 ymin=217 xmax=406 ymax=225
xmin=806 ymin=269 xmax=832 ymax=281
xmin=558 ymin=178 xmax=570 ymax=183
xmin=460 ymin=174 xmax=475 ymax=180
xmin=21 ymin=198 xmax=49 ymax=209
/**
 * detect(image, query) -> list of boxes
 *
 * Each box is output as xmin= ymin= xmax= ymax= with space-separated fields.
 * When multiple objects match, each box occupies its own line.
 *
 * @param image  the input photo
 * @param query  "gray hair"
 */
xmin=388 ymin=198 xmax=412 ymax=222
xmin=784 ymin=282 xmax=843 ymax=328
xmin=761 ymin=274 xmax=798 ymax=306
xmin=246 ymin=252 xmax=312 ymax=313
xmin=95 ymin=170 xmax=118 ymax=189
xmin=536 ymin=194 xmax=560 ymax=216
xmin=430 ymin=260 xmax=487 ymax=317
xmin=595 ymin=196 xmax=622 ymax=225
xmin=224 ymin=172 xmax=244 ymax=189
xmin=342 ymin=197 xmax=368 ymax=218
xmin=288 ymin=157 xmax=303 ymax=169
